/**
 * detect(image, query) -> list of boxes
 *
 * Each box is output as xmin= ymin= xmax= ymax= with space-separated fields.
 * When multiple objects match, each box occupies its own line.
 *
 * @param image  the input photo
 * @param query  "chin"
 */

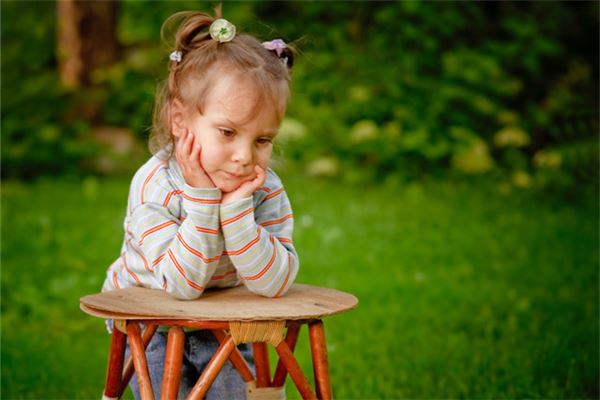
xmin=217 ymin=182 xmax=241 ymax=194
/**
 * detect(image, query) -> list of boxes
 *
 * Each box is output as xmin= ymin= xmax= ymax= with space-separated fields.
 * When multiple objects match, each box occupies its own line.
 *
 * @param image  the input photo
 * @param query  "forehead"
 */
xmin=204 ymin=74 xmax=280 ymax=129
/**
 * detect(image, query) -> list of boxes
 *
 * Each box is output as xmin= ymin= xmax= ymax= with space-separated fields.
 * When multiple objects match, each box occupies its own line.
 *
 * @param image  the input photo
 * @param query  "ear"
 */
xmin=169 ymin=99 xmax=187 ymax=138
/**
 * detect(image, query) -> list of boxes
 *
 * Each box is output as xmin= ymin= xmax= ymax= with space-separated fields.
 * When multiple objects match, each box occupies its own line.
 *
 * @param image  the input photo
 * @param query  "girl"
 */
xmin=102 ymin=7 xmax=298 ymax=399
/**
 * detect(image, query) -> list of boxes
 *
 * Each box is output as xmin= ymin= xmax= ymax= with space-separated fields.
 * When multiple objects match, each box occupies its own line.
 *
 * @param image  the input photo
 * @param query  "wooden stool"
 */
xmin=80 ymin=284 xmax=358 ymax=400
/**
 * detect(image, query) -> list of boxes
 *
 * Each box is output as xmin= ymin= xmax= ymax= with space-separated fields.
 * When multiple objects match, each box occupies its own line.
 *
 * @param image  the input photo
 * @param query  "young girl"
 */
xmin=102 ymin=8 xmax=298 ymax=399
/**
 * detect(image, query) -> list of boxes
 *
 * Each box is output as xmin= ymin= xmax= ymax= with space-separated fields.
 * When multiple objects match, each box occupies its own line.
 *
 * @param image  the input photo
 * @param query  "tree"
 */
xmin=56 ymin=0 xmax=119 ymax=89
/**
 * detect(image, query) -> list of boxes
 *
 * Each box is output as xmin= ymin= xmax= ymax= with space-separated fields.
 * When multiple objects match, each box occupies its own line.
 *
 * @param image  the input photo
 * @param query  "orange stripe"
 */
xmin=224 ymin=229 xmax=261 ymax=256
xmin=122 ymin=253 xmax=142 ymax=285
xmin=112 ymin=271 xmax=120 ymax=289
xmin=129 ymin=239 xmax=151 ymax=272
xmin=273 ymin=254 xmax=292 ymax=298
xmin=139 ymin=220 xmax=177 ymax=246
xmin=141 ymin=162 xmax=165 ymax=203
xmin=222 ymin=207 xmax=253 ymax=226
xmin=163 ymin=190 xmax=183 ymax=207
xmin=261 ymin=213 xmax=293 ymax=227
xmin=153 ymin=253 xmax=165 ymax=267
xmin=182 ymin=193 xmax=221 ymax=204
xmin=167 ymin=249 xmax=204 ymax=291
xmin=264 ymin=188 xmax=284 ymax=201
xmin=195 ymin=226 xmax=219 ymax=235
xmin=244 ymin=241 xmax=277 ymax=281
xmin=177 ymin=233 xmax=221 ymax=263
xmin=211 ymin=270 xmax=237 ymax=281
xmin=258 ymin=186 xmax=271 ymax=193
xmin=277 ymin=237 xmax=292 ymax=244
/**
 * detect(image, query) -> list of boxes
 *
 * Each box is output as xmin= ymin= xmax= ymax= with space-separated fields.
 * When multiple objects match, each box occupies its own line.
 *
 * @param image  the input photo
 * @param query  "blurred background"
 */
xmin=1 ymin=1 xmax=598 ymax=399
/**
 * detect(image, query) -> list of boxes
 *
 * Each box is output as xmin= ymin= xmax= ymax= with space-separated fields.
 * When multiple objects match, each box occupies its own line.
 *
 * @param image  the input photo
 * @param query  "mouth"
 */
xmin=224 ymin=171 xmax=247 ymax=180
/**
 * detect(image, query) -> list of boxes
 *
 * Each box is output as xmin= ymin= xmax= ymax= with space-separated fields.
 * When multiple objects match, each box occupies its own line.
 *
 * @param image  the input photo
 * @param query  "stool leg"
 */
xmin=104 ymin=327 xmax=126 ymax=399
xmin=126 ymin=322 xmax=155 ymax=400
xmin=309 ymin=320 xmax=332 ymax=400
xmin=161 ymin=326 xmax=185 ymax=400
xmin=187 ymin=335 xmax=236 ymax=400
xmin=272 ymin=323 xmax=301 ymax=387
xmin=121 ymin=324 xmax=158 ymax=395
xmin=253 ymin=342 xmax=271 ymax=387
xmin=275 ymin=340 xmax=315 ymax=400
xmin=211 ymin=330 xmax=254 ymax=383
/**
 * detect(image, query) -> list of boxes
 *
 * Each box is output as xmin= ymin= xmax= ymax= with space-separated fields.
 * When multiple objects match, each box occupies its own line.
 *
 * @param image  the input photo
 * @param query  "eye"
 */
xmin=257 ymin=137 xmax=273 ymax=146
xmin=218 ymin=128 xmax=235 ymax=138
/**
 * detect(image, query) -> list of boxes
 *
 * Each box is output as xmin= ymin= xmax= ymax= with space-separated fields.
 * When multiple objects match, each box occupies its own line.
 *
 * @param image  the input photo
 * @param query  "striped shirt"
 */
xmin=102 ymin=150 xmax=299 ymax=299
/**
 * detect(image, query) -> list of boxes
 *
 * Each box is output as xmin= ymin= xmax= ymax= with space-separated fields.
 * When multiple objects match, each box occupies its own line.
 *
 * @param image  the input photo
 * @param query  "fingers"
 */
xmin=182 ymin=130 xmax=193 ymax=159
xmin=252 ymin=165 xmax=267 ymax=187
xmin=240 ymin=165 xmax=266 ymax=193
xmin=190 ymin=139 xmax=201 ymax=163
xmin=175 ymin=129 xmax=190 ymax=161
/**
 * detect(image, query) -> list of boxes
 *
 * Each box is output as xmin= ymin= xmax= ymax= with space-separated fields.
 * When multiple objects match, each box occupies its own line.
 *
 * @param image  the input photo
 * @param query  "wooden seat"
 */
xmin=80 ymin=284 xmax=358 ymax=400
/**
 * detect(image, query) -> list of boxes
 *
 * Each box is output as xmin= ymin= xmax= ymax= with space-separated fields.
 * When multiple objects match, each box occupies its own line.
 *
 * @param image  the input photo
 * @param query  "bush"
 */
xmin=2 ymin=1 xmax=597 ymax=195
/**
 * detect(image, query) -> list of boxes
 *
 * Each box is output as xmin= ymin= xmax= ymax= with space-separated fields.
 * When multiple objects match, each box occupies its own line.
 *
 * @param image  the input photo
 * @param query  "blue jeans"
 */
xmin=126 ymin=329 xmax=253 ymax=400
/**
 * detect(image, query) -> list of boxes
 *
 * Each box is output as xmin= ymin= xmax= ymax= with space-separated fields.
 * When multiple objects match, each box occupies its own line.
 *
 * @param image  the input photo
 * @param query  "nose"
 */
xmin=232 ymin=142 xmax=253 ymax=166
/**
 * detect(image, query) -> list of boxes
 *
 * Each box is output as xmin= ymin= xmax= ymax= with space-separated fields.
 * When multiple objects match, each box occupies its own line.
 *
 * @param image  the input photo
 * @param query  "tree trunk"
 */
xmin=56 ymin=0 xmax=119 ymax=89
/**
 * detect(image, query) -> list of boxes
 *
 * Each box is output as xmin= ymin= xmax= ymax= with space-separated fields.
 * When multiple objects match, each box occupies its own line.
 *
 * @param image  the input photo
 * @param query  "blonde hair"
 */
xmin=149 ymin=7 xmax=294 ymax=156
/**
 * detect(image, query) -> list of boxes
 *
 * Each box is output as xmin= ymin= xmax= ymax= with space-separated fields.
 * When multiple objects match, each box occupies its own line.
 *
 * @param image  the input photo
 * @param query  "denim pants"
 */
xmin=126 ymin=329 xmax=253 ymax=400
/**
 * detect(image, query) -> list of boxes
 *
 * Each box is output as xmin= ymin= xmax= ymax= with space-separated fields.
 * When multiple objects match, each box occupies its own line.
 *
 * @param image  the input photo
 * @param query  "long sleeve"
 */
xmin=219 ymin=178 xmax=299 ymax=298
xmin=125 ymin=185 xmax=223 ymax=300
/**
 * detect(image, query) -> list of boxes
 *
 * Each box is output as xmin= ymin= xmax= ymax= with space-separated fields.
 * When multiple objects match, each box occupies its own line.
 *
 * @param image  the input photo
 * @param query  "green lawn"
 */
xmin=1 ymin=175 xmax=598 ymax=399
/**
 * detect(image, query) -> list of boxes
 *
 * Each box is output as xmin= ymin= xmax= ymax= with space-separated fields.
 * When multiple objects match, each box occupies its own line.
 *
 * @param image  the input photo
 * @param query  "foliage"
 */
xmin=1 ymin=1 xmax=598 ymax=195
xmin=1 ymin=176 xmax=598 ymax=398
xmin=261 ymin=2 xmax=598 ymax=190
xmin=1 ymin=1 xmax=97 ymax=179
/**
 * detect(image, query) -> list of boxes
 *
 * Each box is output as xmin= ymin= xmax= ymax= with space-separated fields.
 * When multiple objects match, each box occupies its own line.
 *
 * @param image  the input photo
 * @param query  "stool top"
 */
xmin=80 ymin=284 xmax=358 ymax=322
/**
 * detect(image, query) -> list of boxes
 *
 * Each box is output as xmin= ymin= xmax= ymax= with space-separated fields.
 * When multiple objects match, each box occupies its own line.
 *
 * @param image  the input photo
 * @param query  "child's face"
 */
xmin=179 ymin=75 xmax=281 ymax=193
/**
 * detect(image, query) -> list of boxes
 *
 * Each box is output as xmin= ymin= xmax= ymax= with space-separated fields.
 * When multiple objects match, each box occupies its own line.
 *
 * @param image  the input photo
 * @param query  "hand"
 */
xmin=222 ymin=165 xmax=266 ymax=204
xmin=175 ymin=129 xmax=215 ymax=189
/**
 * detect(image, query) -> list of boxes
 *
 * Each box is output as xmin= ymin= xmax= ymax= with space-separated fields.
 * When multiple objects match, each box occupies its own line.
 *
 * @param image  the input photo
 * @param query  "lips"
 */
xmin=224 ymin=171 xmax=246 ymax=179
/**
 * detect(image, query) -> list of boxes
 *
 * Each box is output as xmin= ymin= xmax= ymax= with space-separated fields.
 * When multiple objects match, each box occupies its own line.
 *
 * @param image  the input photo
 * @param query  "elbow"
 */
xmin=274 ymin=264 xmax=299 ymax=298
xmin=245 ymin=260 xmax=299 ymax=298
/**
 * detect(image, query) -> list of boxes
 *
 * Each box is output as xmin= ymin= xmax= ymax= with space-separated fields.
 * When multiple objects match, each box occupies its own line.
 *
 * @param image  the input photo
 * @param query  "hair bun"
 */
xmin=279 ymin=47 xmax=294 ymax=69
xmin=262 ymin=39 xmax=294 ymax=69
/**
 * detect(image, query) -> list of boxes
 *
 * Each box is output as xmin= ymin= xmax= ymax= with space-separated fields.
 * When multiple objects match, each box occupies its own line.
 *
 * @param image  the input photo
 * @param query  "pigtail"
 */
xmin=162 ymin=9 xmax=220 ymax=69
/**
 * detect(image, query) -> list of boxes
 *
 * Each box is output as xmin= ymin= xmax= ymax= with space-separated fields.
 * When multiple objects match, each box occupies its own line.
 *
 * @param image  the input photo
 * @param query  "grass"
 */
xmin=1 ymin=174 xmax=598 ymax=399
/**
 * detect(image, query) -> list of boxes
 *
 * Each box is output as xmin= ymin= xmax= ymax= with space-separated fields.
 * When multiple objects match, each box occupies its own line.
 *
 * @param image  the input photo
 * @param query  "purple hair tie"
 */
xmin=262 ymin=39 xmax=287 ymax=57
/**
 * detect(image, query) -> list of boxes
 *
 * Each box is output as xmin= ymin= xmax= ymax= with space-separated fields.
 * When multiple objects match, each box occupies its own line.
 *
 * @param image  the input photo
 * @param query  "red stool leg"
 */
xmin=120 ymin=324 xmax=157 ymax=395
xmin=272 ymin=323 xmax=301 ymax=386
xmin=126 ymin=322 xmax=155 ymax=400
xmin=275 ymin=340 xmax=315 ymax=400
xmin=212 ymin=330 xmax=254 ymax=383
xmin=161 ymin=326 xmax=185 ymax=400
xmin=187 ymin=335 xmax=236 ymax=400
xmin=104 ymin=327 xmax=126 ymax=399
xmin=309 ymin=320 xmax=332 ymax=400
xmin=253 ymin=342 xmax=271 ymax=387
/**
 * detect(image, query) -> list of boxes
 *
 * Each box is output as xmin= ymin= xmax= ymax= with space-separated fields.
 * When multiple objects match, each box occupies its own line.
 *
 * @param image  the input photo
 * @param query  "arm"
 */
xmin=127 ymin=185 xmax=223 ymax=300
xmin=220 ymin=180 xmax=299 ymax=298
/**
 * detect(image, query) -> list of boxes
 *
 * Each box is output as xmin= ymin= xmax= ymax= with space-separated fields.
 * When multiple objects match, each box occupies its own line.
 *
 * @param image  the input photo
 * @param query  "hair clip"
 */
xmin=262 ymin=39 xmax=287 ymax=57
xmin=209 ymin=18 xmax=236 ymax=43
xmin=169 ymin=50 xmax=182 ymax=63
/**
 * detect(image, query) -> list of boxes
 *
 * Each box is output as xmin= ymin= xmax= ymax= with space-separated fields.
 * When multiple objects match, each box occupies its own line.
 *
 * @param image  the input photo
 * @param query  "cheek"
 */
xmin=257 ymin=147 xmax=273 ymax=167
xmin=196 ymin=138 xmax=221 ymax=167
